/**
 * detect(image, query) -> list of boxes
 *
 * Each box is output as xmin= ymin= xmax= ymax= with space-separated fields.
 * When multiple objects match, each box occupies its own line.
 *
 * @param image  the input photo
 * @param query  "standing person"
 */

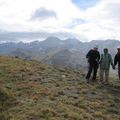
xmin=86 ymin=46 xmax=100 ymax=83
xmin=99 ymin=48 xmax=115 ymax=84
xmin=114 ymin=47 xmax=120 ymax=80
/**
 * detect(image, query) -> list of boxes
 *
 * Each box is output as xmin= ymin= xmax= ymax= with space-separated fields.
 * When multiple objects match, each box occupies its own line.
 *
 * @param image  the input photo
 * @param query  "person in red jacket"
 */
xmin=114 ymin=47 xmax=120 ymax=80
xmin=86 ymin=46 xmax=100 ymax=83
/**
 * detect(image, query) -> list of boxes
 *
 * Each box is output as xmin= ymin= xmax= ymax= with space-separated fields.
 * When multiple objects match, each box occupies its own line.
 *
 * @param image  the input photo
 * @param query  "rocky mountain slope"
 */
xmin=0 ymin=37 xmax=120 ymax=69
xmin=0 ymin=56 xmax=120 ymax=120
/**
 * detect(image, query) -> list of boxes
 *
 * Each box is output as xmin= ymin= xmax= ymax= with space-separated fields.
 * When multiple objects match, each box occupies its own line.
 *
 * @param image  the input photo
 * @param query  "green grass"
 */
xmin=0 ymin=56 xmax=120 ymax=120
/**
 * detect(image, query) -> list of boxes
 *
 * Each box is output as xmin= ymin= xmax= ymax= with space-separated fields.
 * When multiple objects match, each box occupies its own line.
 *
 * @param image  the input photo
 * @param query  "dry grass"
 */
xmin=0 ymin=56 xmax=120 ymax=120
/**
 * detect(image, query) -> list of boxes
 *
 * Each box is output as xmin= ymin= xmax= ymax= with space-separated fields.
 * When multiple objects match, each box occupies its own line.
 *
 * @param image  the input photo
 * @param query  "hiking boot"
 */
xmin=104 ymin=81 xmax=109 ymax=85
xmin=100 ymin=80 xmax=104 ymax=84
xmin=92 ymin=79 xmax=97 ymax=82
xmin=86 ymin=78 xmax=90 ymax=83
xmin=87 ymin=80 xmax=90 ymax=83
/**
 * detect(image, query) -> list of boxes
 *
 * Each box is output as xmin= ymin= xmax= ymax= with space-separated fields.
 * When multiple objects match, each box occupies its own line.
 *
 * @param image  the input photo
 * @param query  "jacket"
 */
xmin=100 ymin=53 xmax=114 ymax=70
xmin=114 ymin=52 xmax=120 ymax=67
xmin=86 ymin=49 xmax=100 ymax=65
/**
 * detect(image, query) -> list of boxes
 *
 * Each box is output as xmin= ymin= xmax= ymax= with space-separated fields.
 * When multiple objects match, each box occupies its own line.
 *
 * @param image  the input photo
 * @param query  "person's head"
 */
xmin=93 ymin=45 xmax=98 ymax=51
xmin=104 ymin=48 xmax=108 ymax=54
xmin=117 ymin=46 xmax=120 ymax=52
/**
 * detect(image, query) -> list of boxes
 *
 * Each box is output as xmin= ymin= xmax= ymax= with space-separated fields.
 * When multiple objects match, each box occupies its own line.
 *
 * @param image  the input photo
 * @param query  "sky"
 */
xmin=0 ymin=0 xmax=120 ymax=42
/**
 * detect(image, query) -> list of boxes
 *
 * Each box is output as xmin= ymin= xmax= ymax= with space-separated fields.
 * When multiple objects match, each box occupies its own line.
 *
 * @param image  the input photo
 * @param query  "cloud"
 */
xmin=0 ymin=0 xmax=82 ymax=31
xmin=31 ymin=7 xmax=57 ymax=20
xmin=0 ymin=0 xmax=120 ymax=42
xmin=0 ymin=31 xmax=80 ymax=43
xmin=103 ymin=2 xmax=120 ymax=23
xmin=65 ymin=18 xmax=87 ymax=29
xmin=74 ymin=0 xmax=120 ymax=40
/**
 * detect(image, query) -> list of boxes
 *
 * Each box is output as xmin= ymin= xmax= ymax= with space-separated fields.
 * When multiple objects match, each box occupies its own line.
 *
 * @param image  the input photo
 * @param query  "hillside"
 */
xmin=41 ymin=49 xmax=86 ymax=69
xmin=0 ymin=56 xmax=120 ymax=120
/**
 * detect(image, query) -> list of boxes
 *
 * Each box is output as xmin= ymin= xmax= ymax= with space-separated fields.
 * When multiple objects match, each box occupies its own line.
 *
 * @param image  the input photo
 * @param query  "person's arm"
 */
xmin=97 ymin=52 xmax=100 ymax=63
xmin=98 ymin=52 xmax=100 ymax=61
xmin=114 ymin=54 xmax=117 ymax=66
xmin=109 ymin=54 xmax=115 ymax=69
xmin=86 ymin=50 xmax=91 ymax=63
xmin=99 ymin=54 xmax=103 ymax=64
xmin=86 ymin=50 xmax=91 ymax=58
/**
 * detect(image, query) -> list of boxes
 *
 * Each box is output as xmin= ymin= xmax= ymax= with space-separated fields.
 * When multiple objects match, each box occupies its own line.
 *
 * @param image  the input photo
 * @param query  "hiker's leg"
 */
xmin=100 ymin=69 xmax=104 ymax=82
xmin=105 ymin=69 xmax=109 ymax=83
xmin=92 ymin=65 xmax=98 ymax=81
xmin=86 ymin=63 xmax=93 ymax=81
xmin=118 ymin=66 xmax=120 ymax=80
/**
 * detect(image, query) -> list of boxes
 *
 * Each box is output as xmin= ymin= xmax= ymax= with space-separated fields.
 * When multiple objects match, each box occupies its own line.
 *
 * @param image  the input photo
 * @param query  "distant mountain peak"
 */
xmin=65 ymin=38 xmax=80 ymax=43
xmin=45 ymin=37 xmax=61 ymax=42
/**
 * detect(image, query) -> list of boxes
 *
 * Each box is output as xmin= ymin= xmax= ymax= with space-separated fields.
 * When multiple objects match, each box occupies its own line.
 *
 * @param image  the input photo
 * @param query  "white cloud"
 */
xmin=74 ymin=0 xmax=120 ymax=41
xmin=31 ymin=7 xmax=57 ymax=20
xmin=0 ymin=0 xmax=120 ymax=41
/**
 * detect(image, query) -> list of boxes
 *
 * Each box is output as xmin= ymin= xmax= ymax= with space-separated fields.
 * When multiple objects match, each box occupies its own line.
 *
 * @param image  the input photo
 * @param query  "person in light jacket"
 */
xmin=99 ymin=48 xmax=115 ymax=84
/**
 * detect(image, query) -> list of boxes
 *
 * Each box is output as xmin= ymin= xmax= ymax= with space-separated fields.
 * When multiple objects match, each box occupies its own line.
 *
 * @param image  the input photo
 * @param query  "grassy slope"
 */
xmin=0 ymin=56 xmax=120 ymax=120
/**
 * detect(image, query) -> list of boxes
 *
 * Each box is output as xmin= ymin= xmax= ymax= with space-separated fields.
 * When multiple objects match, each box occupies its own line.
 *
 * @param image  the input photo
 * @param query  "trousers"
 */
xmin=118 ymin=66 xmax=120 ymax=80
xmin=100 ymin=69 xmax=109 ymax=82
xmin=86 ymin=63 xmax=98 ymax=81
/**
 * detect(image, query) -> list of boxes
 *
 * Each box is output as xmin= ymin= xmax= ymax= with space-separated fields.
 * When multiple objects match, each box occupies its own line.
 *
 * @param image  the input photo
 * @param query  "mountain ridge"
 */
xmin=0 ymin=37 xmax=120 ymax=69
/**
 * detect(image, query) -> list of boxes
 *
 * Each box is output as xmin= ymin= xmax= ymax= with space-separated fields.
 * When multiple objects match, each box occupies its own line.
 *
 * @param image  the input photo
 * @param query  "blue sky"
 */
xmin=72 ymin=0 xmax=100 ymax=10
xmin=0 ymin=0 xmax=120 ymax=42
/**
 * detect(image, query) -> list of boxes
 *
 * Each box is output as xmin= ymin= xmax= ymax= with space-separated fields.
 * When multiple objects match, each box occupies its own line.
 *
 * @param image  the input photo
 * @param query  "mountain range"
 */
xmin=0 ymin=37 xmax=120 ymax=69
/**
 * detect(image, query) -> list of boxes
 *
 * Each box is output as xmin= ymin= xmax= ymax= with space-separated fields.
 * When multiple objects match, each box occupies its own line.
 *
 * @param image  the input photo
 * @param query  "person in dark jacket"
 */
xmin=86 ymin=46 xmax=100 ymax=83
xmin=114 ymin=47 xmax=120 ymax=80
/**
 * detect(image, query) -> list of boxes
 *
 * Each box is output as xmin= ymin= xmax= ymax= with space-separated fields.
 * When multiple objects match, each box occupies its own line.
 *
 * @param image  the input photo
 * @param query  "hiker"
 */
xmin=99 ymin=48 xmax=115 ymax=84
xmin=114 ymin=47 xmax=120 ymax=80
xmin=86 ymin=45 xmax=100 ymax=83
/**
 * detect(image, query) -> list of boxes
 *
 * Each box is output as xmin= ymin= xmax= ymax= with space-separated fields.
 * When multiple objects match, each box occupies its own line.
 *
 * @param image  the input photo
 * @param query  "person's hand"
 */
xmin=112 ymin=65 xmax=115 ymax=69
xmin=87 ymin=58 xmax=90 ymax=63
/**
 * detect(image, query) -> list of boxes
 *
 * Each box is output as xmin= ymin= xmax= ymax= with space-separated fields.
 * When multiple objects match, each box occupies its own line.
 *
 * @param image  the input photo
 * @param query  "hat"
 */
xmin=104 ymin=48 xmax=108 ymax=51
xmin=117 ymin=46 xmax=120 ymax=49
xmin=104 ymin=48 xmax=108 ymax=50
xmin=94 ymin=45 xmax=98 ymax=49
